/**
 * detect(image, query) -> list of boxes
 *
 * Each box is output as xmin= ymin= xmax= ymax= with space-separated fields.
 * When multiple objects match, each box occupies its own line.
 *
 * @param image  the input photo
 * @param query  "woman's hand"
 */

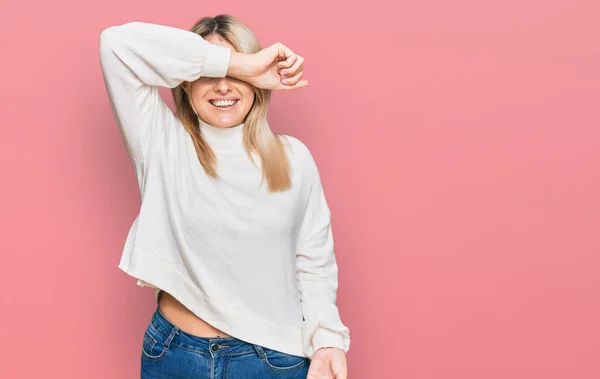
xmin=227 ymin=42 xmax=308 ymax=90
xmin=307 ymin=347 xmax=348 ymax=379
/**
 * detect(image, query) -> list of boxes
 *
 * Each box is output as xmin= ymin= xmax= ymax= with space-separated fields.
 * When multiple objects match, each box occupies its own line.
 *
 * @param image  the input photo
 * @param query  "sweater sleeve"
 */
xmin=296 ymin=145 xmax=351 ymax=359
xmin=98 ymin=21 xmax=231 ymax=165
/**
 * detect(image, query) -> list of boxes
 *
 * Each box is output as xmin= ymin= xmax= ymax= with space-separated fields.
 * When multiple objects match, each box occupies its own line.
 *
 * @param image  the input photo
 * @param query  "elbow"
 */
xmin=99 ymin=23 xmax=134 ymax=52
xmin=99 ymin=26 xmax=119 ymax=56
xmin=99 ymin=22 xmax=143 ymax=57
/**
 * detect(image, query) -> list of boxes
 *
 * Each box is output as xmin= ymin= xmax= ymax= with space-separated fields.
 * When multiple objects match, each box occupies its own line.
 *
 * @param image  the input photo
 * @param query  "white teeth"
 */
xmin=211 ymin=100 xmax=237 ymax=107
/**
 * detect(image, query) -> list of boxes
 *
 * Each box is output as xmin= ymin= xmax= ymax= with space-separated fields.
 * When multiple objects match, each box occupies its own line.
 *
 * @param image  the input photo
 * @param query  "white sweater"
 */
xmin=98 ymin=21 xmax=350 ymax=358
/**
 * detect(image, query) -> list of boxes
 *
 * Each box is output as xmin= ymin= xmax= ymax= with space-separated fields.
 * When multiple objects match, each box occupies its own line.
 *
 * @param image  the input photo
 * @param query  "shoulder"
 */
xmin=277 ymin=134 xmax=321 ymax=180
xmin=278 ymin=134 xmax=314 ymax=162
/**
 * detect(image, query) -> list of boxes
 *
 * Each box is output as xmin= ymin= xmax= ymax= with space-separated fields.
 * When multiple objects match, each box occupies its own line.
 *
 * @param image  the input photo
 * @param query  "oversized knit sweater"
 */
xmin=99 ymin=21 xmax=350 ymax=359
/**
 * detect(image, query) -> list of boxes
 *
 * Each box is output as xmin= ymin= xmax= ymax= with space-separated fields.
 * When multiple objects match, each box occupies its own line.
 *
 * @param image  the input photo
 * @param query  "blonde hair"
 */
xmin=171 ymin=14 xmax=291 ymax=192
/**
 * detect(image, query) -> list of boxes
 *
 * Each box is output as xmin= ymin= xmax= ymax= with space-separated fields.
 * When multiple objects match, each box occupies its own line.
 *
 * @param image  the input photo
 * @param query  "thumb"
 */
xmin=275 ymin=79 xmax=309 ymax=91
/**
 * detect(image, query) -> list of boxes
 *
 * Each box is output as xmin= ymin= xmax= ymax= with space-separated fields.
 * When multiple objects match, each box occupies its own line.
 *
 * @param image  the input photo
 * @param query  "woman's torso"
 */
xmin=148 ymin=129 xmax=308 ymax=340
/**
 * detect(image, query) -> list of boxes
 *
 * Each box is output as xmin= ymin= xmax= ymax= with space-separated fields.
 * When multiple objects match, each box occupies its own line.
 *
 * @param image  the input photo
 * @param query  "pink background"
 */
xmin=1 ymin=0 xmax=599 ymax=378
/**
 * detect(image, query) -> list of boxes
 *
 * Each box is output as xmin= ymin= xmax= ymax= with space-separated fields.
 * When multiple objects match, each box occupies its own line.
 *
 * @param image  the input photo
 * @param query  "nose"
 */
xmin=214 ymin=77 xmax=232 ymax=94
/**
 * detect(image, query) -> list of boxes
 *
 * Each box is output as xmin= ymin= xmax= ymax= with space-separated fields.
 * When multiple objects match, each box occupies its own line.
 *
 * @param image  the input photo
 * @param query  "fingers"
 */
xmin=271 ymin=42 xmax=308 ymax=91
xmin=277 ymin=59 xmax=308 ymax=90
xmin=277 ymin=53 xmax=297 ymax=70
xmin=276 ymin=43 xmax=298 ymax=69
xmin=280 ymin=54 xmax=305 ymax=78
xmin=276 ymin=43 xmax=305 ymax=75
xmin=281 ymin=70 xmax=304 ymax=86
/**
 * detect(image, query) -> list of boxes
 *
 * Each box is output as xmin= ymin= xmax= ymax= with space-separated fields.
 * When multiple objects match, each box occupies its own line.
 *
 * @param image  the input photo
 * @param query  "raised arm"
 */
xmin=98 ymin=21 xmax=231 ymax=165
xmin=296 ymin=144 xmax=351 ymax=359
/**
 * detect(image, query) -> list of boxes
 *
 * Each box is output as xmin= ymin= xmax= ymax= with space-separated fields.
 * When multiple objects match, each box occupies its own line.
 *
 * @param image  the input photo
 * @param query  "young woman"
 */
xmin=99 ymin=14 xmax=350 ymax=379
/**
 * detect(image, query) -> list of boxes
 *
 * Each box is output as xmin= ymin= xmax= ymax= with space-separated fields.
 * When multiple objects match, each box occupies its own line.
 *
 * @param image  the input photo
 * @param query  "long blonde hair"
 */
xmin=171 ymin=14 xmax=291 ymax=192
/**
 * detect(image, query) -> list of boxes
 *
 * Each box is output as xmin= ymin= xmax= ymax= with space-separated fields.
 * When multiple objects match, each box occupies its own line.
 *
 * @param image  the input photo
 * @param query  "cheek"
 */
xmin=190 ymin=84 xmax=211 ymax=105
xmin=240 ymin=87 xmax=255 ymax=108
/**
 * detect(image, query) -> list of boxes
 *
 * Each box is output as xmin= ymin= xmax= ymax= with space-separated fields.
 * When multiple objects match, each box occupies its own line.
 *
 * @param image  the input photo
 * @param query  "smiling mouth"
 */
xmin=209 ymin=99 xmax=240 ymax=110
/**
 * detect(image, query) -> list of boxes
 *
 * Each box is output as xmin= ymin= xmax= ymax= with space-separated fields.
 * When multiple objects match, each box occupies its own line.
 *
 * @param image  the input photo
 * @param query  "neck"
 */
xmin=198 ymin=116 xmax=245 ymax=152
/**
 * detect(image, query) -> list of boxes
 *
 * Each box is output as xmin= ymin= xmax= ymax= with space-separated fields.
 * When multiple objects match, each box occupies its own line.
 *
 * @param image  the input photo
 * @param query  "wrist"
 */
xmin=227 ymin=51 xmax=249 ymax=80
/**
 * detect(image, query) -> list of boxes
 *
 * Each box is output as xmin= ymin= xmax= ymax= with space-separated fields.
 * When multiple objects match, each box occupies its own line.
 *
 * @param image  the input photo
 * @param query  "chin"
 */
xmin=211 ymin=115 xmax=243 ymax=128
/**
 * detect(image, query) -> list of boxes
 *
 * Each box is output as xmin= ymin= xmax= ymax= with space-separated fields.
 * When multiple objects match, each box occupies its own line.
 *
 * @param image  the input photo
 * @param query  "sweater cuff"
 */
xmin=302 ymin=317 xmax=350 ymax=358
xmin=312 ymin=326 xmax=348 ymax=353
xmin=202 ymin=43 xmax=231 ymax=78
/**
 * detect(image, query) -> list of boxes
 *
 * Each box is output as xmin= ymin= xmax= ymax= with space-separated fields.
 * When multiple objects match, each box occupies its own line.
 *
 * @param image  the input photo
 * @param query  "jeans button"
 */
xmin=211 ymin=344 xmax=219 ymax=352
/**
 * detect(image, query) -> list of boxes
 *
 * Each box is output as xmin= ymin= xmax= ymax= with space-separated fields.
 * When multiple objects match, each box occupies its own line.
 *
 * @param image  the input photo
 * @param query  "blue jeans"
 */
xmin=141 ymin=306 xmax=310 ymax=378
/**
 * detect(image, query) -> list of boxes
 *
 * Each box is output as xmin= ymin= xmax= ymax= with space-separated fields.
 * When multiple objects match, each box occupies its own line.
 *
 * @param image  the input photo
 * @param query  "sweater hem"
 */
xmin=118 ymin=243 xmax=308 ymax=358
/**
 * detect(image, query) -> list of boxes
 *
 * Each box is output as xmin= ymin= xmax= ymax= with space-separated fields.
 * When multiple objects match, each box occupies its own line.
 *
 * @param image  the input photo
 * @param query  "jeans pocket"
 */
xmin=142 ymin=326 xmax=168 ymax=362
xmin=254 ymin=345 xmax=309 ymax=372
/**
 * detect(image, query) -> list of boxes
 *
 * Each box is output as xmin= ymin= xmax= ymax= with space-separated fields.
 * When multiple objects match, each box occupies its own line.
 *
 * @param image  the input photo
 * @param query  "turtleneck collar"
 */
xmin=198 ymin=116 xmax=245 ymax=152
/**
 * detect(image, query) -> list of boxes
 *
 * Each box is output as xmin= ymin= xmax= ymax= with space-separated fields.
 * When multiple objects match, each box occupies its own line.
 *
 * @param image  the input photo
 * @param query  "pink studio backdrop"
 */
xmin=1 ymin=0 xmax=598 ymax=378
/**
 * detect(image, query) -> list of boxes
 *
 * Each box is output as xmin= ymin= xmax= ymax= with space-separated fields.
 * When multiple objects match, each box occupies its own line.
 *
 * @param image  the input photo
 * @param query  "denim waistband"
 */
xmin=150 ymin=305 xmax=260 ymax=357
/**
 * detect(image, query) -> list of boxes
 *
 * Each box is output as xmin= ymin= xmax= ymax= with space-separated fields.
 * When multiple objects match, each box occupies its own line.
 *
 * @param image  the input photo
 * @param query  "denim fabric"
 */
xmin=141 ymin=306 xmax=310 ymax=378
